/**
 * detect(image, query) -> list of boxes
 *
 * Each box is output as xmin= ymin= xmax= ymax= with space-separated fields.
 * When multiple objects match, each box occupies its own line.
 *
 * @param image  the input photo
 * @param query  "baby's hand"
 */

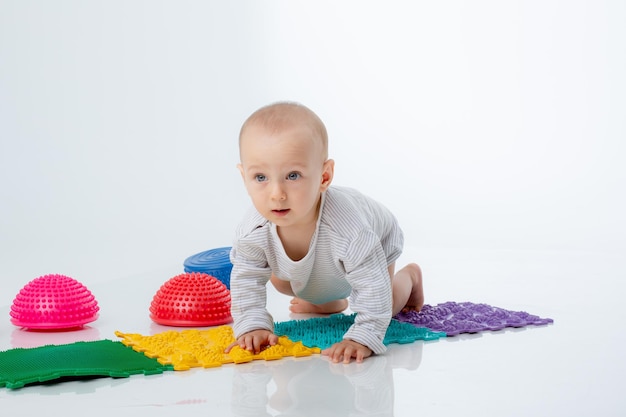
xmin=225 ymin=329 xmax=278 ymax=354
xmin=322 ymin=339 xmax=373 ymax=364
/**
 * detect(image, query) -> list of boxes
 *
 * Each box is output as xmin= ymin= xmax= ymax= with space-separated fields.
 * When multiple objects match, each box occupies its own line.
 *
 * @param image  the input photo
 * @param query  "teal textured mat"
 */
xmin=0 ymin=339 xmax=173 ymax=389
xmin=274 ymin=313 xmax=446 ymax=350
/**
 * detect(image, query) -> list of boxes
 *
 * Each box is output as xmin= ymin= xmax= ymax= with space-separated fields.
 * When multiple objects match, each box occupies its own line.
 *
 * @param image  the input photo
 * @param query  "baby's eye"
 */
xmin=286 ymin=172 xmax=301 ymax=181
xmin=255 ymin=174 xmax=267 ymax=182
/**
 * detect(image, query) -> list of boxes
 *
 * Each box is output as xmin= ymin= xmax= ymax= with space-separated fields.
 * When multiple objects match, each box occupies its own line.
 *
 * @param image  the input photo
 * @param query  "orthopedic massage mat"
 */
xmin=274 ymin=313 xmax=446 ymax=350
xmin=1 ymin=305 xmax=551 ymax=389
xmin=0 ymin=315 xmax=440 ymax=389
xmin=115 ymin=314 xmax=443 ymax=370
xmin=0 ymin=340 xmax=172 ymax=389
xmin=394 ymin=301 xmax=553 ymax=336
xmin=0 ymin=329 xmax=312 ymax=389
xmin=115 ymin=326 xmax=320 ymax=371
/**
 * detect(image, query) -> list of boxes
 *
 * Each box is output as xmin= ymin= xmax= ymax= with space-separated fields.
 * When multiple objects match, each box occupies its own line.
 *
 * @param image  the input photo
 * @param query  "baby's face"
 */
xmin=238 ymin=124 xmax=332 ymax=229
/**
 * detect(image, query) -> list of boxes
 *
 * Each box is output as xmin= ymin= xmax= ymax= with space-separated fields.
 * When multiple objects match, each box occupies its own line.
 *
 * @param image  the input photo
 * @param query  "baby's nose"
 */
xmin=270 ymin=182 xmax=286 ymax=200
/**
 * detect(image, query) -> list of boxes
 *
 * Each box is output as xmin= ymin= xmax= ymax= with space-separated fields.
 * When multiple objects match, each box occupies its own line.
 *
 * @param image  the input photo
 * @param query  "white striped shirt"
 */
xmin=229 ymin=186 xmax=404 ymax=354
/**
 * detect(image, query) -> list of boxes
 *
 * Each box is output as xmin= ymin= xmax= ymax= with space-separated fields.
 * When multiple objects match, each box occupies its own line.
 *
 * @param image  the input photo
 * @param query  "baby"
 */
xmin=226 ymin=102 xmax=424 ymax=363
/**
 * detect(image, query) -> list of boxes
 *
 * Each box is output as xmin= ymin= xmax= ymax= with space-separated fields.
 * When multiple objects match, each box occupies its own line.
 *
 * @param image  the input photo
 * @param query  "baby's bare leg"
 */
xmin=270 ymin=274 xmax=348 ymax=314
xmin=270 ymin=273 xmax=296 ymax=296
xmin=289 ymin=298 xmax=348 ymax=314
xmin=391 ymin=263 xmax=424 ymax=316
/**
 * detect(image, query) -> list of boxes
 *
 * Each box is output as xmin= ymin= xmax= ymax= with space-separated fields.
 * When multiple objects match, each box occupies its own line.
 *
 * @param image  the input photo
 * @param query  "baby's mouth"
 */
xmin=272 ymin=209 xmax=290 ymax=216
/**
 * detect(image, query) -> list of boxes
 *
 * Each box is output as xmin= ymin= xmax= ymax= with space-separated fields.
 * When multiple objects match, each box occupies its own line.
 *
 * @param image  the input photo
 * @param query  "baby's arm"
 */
xmin=229 ymin=243 xmax=276 ymax=350
xmin=340 ymin=231 xmax=394 ymax=358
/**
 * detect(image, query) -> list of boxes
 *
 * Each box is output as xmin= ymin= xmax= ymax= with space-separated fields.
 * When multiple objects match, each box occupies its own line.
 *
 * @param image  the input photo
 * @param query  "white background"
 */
xmin=1 ymin=0 xmax=624 ymax=300
xmin=1 ymin=3 xmax=626 ymax=415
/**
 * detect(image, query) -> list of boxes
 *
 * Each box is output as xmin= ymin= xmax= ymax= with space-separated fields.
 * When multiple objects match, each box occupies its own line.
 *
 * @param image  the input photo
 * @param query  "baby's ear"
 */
xmin=320 ymin=159 xmax=335 ymax=190
xmin=237 ymin=163 xmax=244 ymax=179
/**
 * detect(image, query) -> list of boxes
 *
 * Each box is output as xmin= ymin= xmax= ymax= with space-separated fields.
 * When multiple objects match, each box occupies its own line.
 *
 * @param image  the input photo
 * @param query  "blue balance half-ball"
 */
xmin=184 ymin=247 xmax=233 ymax=289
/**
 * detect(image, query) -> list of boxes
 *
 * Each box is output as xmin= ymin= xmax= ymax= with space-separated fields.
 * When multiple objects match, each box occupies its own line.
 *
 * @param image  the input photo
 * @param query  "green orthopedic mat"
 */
xmin=274 ymin=313 xmax=446 ymax=350
xmin=0 ymin=339 xmax=173 ymax=389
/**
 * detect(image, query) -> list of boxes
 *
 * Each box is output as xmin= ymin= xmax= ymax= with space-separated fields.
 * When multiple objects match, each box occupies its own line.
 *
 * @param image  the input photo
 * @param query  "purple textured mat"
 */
xmin=394 ymin=301 xmax=553 ymax=336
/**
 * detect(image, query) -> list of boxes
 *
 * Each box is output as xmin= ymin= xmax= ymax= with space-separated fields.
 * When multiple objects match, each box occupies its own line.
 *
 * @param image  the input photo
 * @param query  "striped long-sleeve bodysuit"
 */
xmin=229 ymin=186 xmax=404 ymax=354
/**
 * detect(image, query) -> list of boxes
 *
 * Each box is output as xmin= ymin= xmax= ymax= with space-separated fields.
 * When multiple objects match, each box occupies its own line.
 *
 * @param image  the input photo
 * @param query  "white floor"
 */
xmin=1 ymin=247 xmax=624 ymax=416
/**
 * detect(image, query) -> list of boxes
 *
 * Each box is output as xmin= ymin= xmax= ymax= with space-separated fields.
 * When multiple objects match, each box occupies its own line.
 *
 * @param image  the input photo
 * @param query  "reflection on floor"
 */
xmin=1 ymin=248 xmax=624 ymax=416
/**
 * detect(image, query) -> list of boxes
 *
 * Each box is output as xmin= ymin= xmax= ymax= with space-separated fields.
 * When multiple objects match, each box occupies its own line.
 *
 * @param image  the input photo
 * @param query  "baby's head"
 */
xmin=237 ymin=102 xmax=334 ymax=228
xmin=238 ymin=101 xmax=329 ymax=163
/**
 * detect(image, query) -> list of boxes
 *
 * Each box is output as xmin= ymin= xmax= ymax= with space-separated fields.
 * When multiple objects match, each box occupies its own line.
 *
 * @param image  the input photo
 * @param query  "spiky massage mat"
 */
xmin=1 ymin=304 xmax=551 ymax=389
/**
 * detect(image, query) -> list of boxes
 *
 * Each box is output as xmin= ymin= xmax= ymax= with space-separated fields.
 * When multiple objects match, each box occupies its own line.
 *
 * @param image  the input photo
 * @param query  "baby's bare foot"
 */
xmin=401 ymin=304 xmax=423 ymax=314
xmin=403 ymin=288 xmax=424 ymax=313
xmin=289 ymin=298 xmax=348 ymax=314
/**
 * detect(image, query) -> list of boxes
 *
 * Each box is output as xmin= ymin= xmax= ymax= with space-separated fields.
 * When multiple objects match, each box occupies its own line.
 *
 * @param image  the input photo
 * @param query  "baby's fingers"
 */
xmin=322 ymin=340 xmax=372 ymax=364
xmin=224 ymin=336 xmax=253 ymax=353
xmin=322 ymin=344 xmax=346 ymax=363
xmin=224 ymin=330 xmax=278 ymax=354
xmin=224 ymin=340 xmax=239 ymax=353
xmin=267 ymin=333 xmax=279 ymax=347
xmin=243 ymin=332 xmax=278 ymax=353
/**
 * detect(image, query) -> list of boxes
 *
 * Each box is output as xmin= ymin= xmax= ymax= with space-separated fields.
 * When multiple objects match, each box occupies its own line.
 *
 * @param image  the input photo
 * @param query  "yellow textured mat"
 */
xmin=115 ymin=326 xmax=320 ymax=371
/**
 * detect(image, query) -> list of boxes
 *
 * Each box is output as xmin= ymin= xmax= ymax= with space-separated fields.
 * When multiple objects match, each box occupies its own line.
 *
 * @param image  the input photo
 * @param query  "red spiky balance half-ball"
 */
xmin=150 ymin=272 xmax=232 ymax=327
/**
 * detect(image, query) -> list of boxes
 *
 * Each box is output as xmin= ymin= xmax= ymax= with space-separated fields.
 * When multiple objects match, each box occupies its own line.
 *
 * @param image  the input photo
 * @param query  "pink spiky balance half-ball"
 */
xmin=10 ymin=274 xmax=100 ymax=330
xmin=149 ymin=272 xmax=232 ymax=327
